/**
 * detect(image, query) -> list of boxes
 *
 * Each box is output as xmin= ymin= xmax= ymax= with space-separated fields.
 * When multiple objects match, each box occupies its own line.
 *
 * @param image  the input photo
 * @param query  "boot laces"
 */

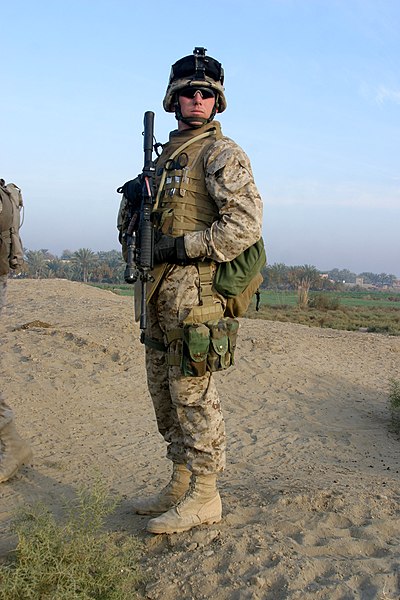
xmin=175 ymin=479 xmax=197 ymax=509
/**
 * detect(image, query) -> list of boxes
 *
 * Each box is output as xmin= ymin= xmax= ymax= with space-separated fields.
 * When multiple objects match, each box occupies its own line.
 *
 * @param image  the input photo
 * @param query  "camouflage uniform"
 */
xmin=0 ymin=182 xmax=13 ymax=435
xmin=0 ymin=181 xmax=31 ymax=482
xmin=146 ymin=123 xmax=263 ymax=475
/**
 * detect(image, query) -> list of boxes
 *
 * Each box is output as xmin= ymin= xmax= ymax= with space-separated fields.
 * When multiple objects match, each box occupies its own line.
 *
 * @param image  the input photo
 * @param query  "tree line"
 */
xmin=20 ymin=248 xmax=125 ymax=284
xmin=17 ymin=249 xmax=398 ymax=306
xmin=263 ymin=264 xmax=398 ymax=289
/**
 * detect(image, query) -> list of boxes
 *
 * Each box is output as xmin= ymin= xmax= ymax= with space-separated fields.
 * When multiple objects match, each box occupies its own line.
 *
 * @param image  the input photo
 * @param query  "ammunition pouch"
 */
xmin=143 ymin=316 xmax=240 ymax=377
xmin=181 ymin=317 xmax=239 ymax=377
xmin=182 ymin=323 xmax=210 ymax=377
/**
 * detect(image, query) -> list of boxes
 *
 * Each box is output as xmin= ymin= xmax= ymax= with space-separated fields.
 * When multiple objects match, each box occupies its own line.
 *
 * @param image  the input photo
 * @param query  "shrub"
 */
xmin=0 ymin=483 xmax=142 ymax=599
xmin=309 ymin=293 xmax=340 ymax=311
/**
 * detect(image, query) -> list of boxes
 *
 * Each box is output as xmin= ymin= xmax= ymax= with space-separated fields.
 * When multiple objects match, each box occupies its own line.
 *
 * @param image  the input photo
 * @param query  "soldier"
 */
xmin=0 ymin=179 xmax=32 ymax=483
xmin=121 ymin=48 xmax=263 ymax=534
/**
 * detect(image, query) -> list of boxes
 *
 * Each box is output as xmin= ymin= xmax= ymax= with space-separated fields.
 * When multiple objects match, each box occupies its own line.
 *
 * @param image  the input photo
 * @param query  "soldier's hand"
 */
xmin=154 ymin=234 xmax=189 ymax=265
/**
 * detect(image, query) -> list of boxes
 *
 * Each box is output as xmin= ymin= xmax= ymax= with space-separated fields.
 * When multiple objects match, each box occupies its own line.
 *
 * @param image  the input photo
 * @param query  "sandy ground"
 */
xmin=1 ymin=279 xmax=400 ymax=600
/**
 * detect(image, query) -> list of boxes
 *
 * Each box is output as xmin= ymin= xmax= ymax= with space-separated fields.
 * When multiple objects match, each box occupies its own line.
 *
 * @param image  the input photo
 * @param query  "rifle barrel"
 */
xmin=143 ymin=111 xmax=155 ymax=172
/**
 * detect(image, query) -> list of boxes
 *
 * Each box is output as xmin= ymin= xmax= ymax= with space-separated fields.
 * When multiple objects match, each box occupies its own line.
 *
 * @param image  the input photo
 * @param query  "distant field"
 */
xmin=259 ymin=289 xmax=400 ymax=308
xmin=248 ymin=290 xmax=400 ymax=335
xmin=91 ymin=284 xmax=400 ymax=335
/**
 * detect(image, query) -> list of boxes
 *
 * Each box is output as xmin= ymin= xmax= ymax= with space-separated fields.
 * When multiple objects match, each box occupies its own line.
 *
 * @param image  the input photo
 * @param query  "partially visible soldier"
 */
xmin=118 ymin=48 xmax=263 ymax=534
xmin=0 ymin=178 xmax=32 ymax=483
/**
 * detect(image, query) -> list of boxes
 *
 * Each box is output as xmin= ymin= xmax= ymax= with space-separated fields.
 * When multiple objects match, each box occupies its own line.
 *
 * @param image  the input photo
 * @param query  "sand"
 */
xmin=1 ymin=279 xmax=400 ymax=599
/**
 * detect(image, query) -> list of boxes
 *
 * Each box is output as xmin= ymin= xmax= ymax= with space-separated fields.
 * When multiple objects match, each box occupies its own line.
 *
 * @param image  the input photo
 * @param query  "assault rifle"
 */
xmin=124 ymin=111 xmax=156 ymax=341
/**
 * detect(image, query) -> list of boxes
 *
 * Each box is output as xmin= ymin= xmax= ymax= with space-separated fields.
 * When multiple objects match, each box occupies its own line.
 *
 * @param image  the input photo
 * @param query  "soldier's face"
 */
xmin=178 ymin=90 xmax=216 ymax=129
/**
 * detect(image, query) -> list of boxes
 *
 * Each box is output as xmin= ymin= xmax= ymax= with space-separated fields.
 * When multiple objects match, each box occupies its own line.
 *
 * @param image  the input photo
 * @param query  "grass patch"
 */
xmin=245 ymin=290 xmax=400 ymax=335
xmin=90 ymin=283 xmax=135 ymax=297
xmin=0 ymin=483 xmax=142 ymax=599
xmin=308 ymin=293 xmax=341 ymax=311
xmin=247 ymin=301 xmax=400 ymax=335
xmin=389 ymin=379 xmax=400 ymax=432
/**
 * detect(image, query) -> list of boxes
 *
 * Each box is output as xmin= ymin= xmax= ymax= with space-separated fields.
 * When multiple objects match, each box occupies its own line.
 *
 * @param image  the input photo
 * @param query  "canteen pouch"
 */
xmin=182 ymin=323 xmax=210 ymax=377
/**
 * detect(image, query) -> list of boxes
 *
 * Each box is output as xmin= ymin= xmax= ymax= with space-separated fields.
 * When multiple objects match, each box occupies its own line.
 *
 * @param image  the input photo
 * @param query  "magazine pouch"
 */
xmin=182 ymin=323 xmax=210 ymax=377
xmin=207 ymin=319 xmax=230 ymax=372
xmin=207 ymin=317 xmax=240 ymax=372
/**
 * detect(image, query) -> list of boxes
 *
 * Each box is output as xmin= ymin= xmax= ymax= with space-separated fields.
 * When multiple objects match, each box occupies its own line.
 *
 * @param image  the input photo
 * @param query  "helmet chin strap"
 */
xmin=174 ymin=101 xmax=217 ymax=129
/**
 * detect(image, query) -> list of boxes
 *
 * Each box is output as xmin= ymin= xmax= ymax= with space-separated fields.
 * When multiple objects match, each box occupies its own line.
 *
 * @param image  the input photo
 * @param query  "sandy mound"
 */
xmin=1 ymin=279 xmax=400 ymax=599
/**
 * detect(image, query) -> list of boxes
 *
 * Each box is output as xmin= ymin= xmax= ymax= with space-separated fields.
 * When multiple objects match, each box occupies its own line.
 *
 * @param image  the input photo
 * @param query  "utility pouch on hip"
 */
xmin=182 ymin=323 xmax=210 ymax=377
xmin=207 ymin=319 xmax=230 ymax=371
xmin=181 ymin=317 xmax=239 ymax=377
xmin=207 ymin=317 xmax=240 ymax=372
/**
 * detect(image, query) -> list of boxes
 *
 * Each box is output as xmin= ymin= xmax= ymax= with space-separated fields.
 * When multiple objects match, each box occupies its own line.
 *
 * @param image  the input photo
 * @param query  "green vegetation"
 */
xmin=19 ymin=250 xmax=400 ymax=335
xmin=262 ymin=263 xmax=398 ymax=289
xmin=0 ymin=483 xmax=142 ymax=600
xmin=257 ymin=289 xmax=400 ymax=309
xmin=91 ymin=283 xmax=135 ymax=296
xmin=247 ymin=289 xmax=400 ymax=335
xmin=21 ymin=249 xmax=125 ymax=283
xmin=388 ymin=379 xmax=400 ymax=432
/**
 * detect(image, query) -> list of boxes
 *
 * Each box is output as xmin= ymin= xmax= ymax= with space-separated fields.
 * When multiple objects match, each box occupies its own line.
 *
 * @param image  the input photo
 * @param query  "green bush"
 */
xmin=309 ymin=293 xmax=340 ymax=311
xmin=0 ymin=483 xmax=142 ymax=599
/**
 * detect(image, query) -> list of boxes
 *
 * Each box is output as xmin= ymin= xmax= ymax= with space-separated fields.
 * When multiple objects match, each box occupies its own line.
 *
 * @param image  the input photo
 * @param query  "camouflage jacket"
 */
xmin=176 ymin=121 xmax=263 ymax=263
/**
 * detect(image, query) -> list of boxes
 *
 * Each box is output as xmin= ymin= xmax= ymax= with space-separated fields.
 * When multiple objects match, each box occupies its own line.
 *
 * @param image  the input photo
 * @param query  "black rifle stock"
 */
xmin=123 ymin=111 xmax=156 ymax=340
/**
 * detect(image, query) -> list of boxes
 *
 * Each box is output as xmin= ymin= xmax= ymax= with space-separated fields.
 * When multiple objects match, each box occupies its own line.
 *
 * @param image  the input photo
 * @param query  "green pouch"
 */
xmin=182 ymin=323 xmax=210 ymax=377
xmin=213 ymin=238 xmax=266 ymax=298
xmin=207 ymin=319 xmax=230 ymax=372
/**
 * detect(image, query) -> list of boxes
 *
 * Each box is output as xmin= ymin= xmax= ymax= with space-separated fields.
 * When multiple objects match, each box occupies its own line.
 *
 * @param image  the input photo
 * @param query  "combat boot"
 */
xmin=133 ymin=463 xmax=191 ymax=515
xmin=146 ymin=473 xmax=222 ymax=534
xmin=0 ymin=422 xmax=33 ymax=483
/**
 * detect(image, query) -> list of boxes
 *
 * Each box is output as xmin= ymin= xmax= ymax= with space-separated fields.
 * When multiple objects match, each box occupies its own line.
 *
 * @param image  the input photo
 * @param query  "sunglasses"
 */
xmin=179 ymin=87 xmax=216 ymax=100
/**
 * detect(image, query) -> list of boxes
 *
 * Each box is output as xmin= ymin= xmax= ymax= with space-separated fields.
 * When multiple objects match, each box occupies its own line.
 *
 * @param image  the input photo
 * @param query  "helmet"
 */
xmin=163 ymin=47 xmax=227 ymax=114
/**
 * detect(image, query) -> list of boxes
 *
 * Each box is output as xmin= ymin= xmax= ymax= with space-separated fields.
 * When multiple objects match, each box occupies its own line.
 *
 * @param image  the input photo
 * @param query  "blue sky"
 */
xmin=1 ymin=0 xmax=399 ymax=275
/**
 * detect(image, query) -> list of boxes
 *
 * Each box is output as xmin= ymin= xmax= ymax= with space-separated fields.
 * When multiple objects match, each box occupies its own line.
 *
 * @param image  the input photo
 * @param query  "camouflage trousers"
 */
xmin=0 ymin=275 xmax=14 ymax=431
xmin=145 ymin=264 xmax=226 ymax=476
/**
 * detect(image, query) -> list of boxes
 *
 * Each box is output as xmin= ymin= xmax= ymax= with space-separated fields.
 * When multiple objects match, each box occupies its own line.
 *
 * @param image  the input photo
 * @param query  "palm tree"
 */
xmin=288 ymin=264 xmax=320 ymax=308
xmin=265 ymin=262 xmax=289 ymax=289
xmin=25 ymin=250 xmax=48 ymax=279
xmin=72 ymin=248 xmax=97 ymax=283
xmin=96 ymin=250 xmax=125 ymax=282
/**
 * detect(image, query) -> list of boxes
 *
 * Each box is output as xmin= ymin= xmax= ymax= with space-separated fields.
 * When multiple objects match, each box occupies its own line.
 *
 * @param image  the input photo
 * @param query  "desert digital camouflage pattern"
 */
xmin=145 ymin=264 xmax=226 ymax=475
xmin=184 ymin=127 xmax=263 ymax=261
xmin=146 ymin=121 xmax=263 ymax=475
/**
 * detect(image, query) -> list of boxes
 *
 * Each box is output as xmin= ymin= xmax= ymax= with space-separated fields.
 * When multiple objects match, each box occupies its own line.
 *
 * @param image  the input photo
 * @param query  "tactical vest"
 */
xmin=139 ymin=123 xmax=265 ymax=364
xmin=153 ymin=121 xmax=222 ymax=236
xmin=151 ymin=122 xmax=226 ymax=327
